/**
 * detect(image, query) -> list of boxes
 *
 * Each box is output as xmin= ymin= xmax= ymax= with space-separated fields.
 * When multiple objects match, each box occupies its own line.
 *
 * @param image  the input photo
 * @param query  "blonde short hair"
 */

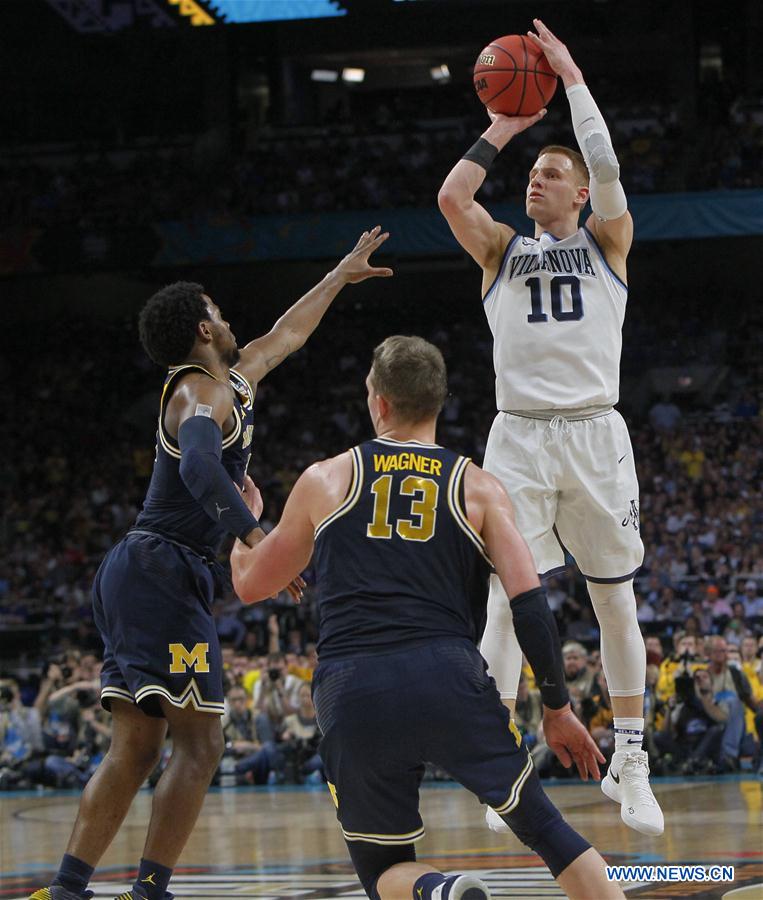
xmin=370 ymin=336 xmax=448 ymax=423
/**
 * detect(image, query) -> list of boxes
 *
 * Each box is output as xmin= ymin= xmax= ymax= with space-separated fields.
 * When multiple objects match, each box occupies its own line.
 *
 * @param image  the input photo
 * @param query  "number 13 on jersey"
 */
xmin=367 ymin=475 xmax=439 ymax=542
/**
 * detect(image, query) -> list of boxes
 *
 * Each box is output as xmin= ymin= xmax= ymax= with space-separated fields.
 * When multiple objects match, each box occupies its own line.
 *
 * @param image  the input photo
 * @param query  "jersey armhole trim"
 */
xmin=159 ymin=365 xmax=243 ymax=457
xmin=230 ymin=367 xmax=255 ymax=407
xmin=447 ymin=457 xmax=493 ymax=565
xmin=314 ymin=447 xmax=363 ymax=539
xmin=582 ymin=225 xmax=629 ymax=292
xmin=482 ymin=232 xmax=521 ymax=305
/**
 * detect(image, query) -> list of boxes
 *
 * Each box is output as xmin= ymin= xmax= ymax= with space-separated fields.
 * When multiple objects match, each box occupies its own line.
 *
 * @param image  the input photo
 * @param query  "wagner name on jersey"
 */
xmin=483 ymin=226 xmax=628 ymax=412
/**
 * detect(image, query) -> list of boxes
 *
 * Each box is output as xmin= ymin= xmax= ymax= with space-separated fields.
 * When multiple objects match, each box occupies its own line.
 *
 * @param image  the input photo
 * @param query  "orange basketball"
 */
xmin=473 ymin=34 xmax=557 ymax=117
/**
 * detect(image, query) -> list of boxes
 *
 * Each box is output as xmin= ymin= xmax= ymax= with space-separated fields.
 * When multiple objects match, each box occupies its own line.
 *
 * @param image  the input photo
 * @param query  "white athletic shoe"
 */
xmin=432 ymin=874 xmax=492 ymax=900
xmin=601 ymin=748 xmax=664 ymax=836
xmin=485 ymin=805 xmax=510 ymax=833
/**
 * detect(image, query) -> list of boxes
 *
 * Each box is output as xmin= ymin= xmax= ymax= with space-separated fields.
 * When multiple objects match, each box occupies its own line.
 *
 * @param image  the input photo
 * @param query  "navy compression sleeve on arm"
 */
xmin=510 ymin=587 xmax=570 ymax=709
xmin=178 ymin=415 xmax=259 ymax=541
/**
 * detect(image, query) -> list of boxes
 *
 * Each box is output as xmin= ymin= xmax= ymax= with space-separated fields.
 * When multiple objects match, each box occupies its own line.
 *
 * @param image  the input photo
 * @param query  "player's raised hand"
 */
xmin=526 ymin=19 xmax=581 ymax=83
xmin=542 ymin=703 xmax=605 ymax=781
xmin=240 ymin=474 xmax=264 ymax=520
xmin=334 ymin=226 xmax=393 ymax=284
xmin=485 ymin=106 xmax=547 ymax=140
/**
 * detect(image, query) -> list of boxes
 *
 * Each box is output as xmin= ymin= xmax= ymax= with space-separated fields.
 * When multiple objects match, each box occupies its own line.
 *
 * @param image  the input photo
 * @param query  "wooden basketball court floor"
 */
xmin=2 ymin=776 xmax=761 ymax=899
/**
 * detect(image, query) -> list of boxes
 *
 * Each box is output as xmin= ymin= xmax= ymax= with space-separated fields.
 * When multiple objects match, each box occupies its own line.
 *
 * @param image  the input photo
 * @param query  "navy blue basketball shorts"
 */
xmin=92 ymin=531 xmax=224 ymax=718
xmin=312 ymin=638 xmax=546 ymax=847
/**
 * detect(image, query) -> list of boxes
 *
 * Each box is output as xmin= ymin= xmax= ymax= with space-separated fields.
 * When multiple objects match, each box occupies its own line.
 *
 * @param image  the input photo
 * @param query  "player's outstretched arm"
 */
xmin=438 ymin=109 xmax=544 ymax=273
xmin=466 ymin=464 xmax=604 ymax=780
xmin=235 ymin=227 xmax=393 ymax=388
xmin=527 ymin=19 xmax=632 ymax=275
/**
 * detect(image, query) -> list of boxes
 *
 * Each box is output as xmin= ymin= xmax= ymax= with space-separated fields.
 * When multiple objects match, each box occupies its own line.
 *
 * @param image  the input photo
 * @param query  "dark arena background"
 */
xmin=1 ymin=1 xmax=762 ymax=898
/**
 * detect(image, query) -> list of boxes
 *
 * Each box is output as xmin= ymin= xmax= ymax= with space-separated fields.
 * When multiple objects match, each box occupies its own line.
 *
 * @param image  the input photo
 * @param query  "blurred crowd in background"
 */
xmin=1 ymin=93 xmax=762 ymax=229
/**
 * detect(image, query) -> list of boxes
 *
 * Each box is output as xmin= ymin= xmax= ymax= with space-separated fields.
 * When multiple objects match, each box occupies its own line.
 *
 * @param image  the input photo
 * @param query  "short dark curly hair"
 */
xmin=138 ymin=281 xmax=209 ymax=367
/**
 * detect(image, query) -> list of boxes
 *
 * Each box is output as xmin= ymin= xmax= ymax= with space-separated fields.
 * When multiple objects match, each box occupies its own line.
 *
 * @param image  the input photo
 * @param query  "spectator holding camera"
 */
xmin=223 ymin=686 xmax=282 ymax=785
xmin=253 ymin=652 xmax=301 ymax=742
xmin=655 ymin=668 xmax=728 ymax=774
xmin=656 ymin=632 xmax=703 ymax=702
xmin=281 ymin=682 xmax=323 ymax=783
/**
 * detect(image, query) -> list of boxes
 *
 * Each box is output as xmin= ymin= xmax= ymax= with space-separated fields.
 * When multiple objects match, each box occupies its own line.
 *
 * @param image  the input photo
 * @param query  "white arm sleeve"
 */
xmin=566 ymin=83 xmax=627 ymax=221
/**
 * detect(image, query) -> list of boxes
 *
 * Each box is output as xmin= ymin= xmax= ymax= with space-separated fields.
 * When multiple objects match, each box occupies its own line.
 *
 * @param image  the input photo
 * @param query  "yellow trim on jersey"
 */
xmin=447 ymin=456 xmax=492 ymax=565
xmin=158 ymin=364 xmax=243 ymax=459
xmin=132 ymin=679 xmax=225 ymax=714
xmin=101 ymin=686 xmax=136 ymax=704
xmin=492 ymin=754 xmax=534 ymax=815
xmin=314 ymin=447 xmax=364 ymax=539
xmin=341 ymin=826 xmax=426 ymax=845
xmin=373 ymin=437 xmax=441 ymax=450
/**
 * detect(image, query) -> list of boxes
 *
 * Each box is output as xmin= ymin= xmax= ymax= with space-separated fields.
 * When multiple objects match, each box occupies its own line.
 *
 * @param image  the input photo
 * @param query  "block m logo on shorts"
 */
xmin=169 ymin=642 xmax=210 ymax=674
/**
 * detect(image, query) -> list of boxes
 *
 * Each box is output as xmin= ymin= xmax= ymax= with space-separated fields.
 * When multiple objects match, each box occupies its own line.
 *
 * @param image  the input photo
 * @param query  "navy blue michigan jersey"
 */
xmin=313 ymin=438 xmax=492 ymax=659
xmin=134 ymin=364 xmax=255 ymax=556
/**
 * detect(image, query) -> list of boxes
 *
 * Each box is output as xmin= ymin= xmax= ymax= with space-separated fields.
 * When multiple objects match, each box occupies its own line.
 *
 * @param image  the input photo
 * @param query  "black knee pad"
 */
xmin=501 ymin=773 xmax=590 ymax=877
xmin=346 ymin=839 xmax=417 ymax=899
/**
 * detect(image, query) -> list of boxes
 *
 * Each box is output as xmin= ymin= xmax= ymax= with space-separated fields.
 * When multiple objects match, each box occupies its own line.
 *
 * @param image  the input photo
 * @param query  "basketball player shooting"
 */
xmin=438 ymin=19 xmax=663 ymax=837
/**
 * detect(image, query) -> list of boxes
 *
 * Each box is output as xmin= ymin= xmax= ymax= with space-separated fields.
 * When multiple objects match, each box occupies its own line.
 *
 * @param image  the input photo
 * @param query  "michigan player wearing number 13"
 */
xmin=438 ymin=19 xmax=663 ymax=836
xmin=232 ymin=336 xmax=622 ymax=900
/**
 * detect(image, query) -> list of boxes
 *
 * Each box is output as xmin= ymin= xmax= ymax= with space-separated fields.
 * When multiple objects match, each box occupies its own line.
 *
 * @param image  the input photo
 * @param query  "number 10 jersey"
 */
xmin=483 ymin=226 xmax=628 ymax=412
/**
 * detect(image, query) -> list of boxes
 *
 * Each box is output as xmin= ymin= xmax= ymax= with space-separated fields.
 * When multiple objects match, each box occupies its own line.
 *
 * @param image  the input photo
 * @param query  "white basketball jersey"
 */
xmin=483 ymin=226 xmax=627 ymax=411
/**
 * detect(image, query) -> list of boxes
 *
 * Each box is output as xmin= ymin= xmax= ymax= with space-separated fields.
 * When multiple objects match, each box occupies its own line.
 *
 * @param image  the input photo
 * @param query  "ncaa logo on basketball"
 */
xmin=478 ymin=53 xmax=495 ymax=66
xmin=475 ymin=77 xmax=488 ymax=93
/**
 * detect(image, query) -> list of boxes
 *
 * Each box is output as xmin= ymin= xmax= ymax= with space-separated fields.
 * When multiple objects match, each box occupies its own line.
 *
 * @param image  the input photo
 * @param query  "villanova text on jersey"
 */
xmin=484 ymin=226 xmax=628 ymax=412
xmin=311 ymin=438 xmax=492 ymax=660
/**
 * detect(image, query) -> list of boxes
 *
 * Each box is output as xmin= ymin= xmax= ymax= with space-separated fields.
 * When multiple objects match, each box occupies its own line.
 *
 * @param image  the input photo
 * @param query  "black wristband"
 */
xmin=511 ymin=587 xmax=570 ymax=710
xmin=462 ymin=137 xmax=499 ymax=171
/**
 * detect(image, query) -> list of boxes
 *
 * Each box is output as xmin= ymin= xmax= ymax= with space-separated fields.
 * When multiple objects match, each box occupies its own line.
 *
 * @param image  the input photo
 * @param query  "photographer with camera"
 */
xmin=44 ymin=699 xmax=111 ymax=789
xmin=656 ymin=632 xmax=703 ymax=703
xmin=654 ymin=668 xmax=726 ymax=774
xmin=253 ymin=652 xmax=301 ymax=743
xmin=0 ymin=678 xmax=43 ymax=790
xmin=221 ymin=686 xmax=283 ymax=785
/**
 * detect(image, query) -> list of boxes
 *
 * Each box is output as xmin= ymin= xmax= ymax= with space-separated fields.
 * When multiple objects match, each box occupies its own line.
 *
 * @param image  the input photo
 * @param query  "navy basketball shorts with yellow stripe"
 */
xmin=92 ymin=532 xmax=224 ymax=718
xmin=312 ymin=638 xmax=542 ymax=847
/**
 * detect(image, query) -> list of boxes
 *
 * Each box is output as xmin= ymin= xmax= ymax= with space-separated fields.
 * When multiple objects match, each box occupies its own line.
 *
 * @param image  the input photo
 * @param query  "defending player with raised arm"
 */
xmin=29 ymin=228 xmax=391 ymax=900
xmin=230 ymin=337 xmax=622 ymax=900
xmin=438 ymin=21 xmax=663 ymax=838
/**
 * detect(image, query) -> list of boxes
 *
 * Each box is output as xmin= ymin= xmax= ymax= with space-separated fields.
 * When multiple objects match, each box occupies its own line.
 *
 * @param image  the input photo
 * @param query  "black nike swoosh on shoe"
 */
xmin=618 ymin=454 xmax=628 ymax=464
xmin=611 ymin=772 xmax=620 ymax=784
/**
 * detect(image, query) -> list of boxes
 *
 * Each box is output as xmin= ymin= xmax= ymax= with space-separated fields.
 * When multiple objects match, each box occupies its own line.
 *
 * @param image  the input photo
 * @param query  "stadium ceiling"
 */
xmin=40 ymin=0 xmax=219 ymax=32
